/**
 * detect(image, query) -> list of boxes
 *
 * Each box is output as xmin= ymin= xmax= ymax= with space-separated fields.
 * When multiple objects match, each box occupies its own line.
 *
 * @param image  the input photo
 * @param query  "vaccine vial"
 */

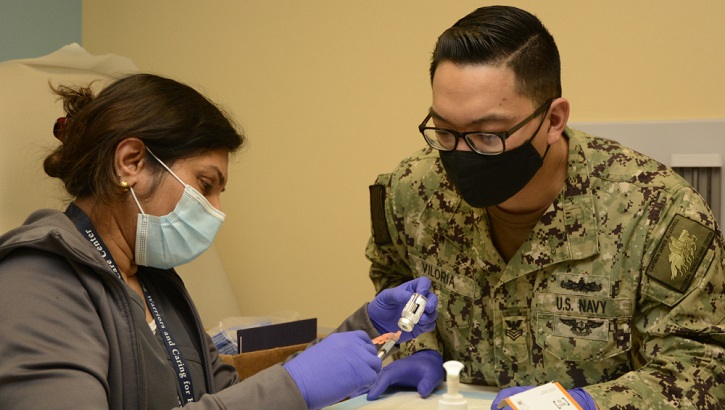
xmin=398 ymin=293 xmax=427 ymax=332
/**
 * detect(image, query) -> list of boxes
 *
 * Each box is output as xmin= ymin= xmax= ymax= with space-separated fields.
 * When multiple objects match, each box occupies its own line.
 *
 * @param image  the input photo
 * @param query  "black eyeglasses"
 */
xmin=418 ymin=98 xmax=554 ymax=155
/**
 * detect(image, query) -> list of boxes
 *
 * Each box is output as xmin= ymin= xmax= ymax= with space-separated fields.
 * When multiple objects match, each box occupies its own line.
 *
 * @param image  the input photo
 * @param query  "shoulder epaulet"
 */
xmin=369 ymin=181 xmax=392 ymax=245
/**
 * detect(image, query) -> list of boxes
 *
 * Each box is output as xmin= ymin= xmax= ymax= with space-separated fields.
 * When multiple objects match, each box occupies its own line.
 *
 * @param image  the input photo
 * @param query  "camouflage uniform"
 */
xmin=366 ymin=128 xmax=725 ymax=409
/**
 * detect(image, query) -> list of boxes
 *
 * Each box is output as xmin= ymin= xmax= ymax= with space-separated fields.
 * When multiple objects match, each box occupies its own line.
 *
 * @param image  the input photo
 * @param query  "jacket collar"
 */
xmin=0 ymin=209 xmax=108 ymax=271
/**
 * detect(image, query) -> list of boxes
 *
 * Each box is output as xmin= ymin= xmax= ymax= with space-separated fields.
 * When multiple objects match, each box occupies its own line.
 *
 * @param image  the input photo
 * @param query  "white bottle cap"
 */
xmin=438 ymin=361 xmax=468 ymax=410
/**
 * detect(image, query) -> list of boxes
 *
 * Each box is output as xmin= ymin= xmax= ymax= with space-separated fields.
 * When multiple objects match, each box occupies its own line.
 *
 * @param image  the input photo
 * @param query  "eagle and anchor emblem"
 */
xmin=505 ymin=319 xmax=524 ymax=341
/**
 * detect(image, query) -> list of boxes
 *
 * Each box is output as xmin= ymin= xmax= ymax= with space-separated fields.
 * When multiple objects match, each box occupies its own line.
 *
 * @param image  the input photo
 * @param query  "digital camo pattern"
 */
xmin=366 ymin=128 xmax=725 ymax=409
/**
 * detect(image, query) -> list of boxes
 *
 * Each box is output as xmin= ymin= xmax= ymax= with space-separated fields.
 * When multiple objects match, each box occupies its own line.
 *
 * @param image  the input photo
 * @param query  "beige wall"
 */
xmin=82 ymin=1 xmax=725 ymax=330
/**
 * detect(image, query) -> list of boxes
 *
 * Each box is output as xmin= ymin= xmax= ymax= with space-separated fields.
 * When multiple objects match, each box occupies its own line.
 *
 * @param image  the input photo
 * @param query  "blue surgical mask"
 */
xmin=130 ymin=149 xmax=225 ymax=269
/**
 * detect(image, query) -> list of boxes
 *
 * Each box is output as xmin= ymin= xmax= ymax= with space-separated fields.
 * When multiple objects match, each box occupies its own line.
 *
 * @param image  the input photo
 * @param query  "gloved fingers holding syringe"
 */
xmin=283 ymin=277 xmax=439 ymax=409
xmin=367 ymin=277 xmax=439 ymax=343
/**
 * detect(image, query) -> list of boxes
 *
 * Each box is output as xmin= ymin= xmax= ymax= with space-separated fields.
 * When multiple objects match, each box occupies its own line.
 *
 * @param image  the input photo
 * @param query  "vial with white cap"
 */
xmin=397 ymin=293 xmax=427 ymax=332
xmin=438 ymin=360 xmax=468 ymax=410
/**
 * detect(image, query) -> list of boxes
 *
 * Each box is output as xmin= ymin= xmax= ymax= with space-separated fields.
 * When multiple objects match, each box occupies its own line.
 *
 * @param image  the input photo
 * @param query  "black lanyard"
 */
xmin=65 ymin=203 xmax=123 ymax=281
xmin=139 ymin=278 xmax=195 ymax=404
xmin=65 ymin=203 xmax=196 ymax=405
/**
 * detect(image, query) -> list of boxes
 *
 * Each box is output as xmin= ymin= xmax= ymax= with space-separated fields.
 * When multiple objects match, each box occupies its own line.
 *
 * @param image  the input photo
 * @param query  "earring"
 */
xmin=117 ymin=174 xmax=130 ymax=192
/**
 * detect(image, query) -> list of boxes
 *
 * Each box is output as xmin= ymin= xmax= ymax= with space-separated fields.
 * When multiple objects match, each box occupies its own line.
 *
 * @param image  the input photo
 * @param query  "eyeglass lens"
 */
xmin=421 ymin=128 xmax=504 ymax=154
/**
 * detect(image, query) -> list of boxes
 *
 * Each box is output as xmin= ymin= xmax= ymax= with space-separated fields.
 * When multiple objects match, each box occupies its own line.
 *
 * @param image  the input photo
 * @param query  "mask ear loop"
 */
xmin=145 ymin=148 xmax=186 ymax=187
xmin=541 ymin=144 xmax=551 ymax=160
xmin=533 ymin=103 xmax=553 ymax=161
xmin=142 ymin=147 xmax=225 ymax=220
xmin=132 ymin=148 xmax=186 ymax=214
xmin=129 ymin=187 xmax=146 ymax=214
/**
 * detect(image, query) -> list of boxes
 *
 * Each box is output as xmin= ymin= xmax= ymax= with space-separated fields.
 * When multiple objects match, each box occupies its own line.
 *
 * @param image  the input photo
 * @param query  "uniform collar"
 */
xmin=502 ymin=129 xmax=600 ymax=282
xmin=421 ymin=129 xmax=600 ymax=281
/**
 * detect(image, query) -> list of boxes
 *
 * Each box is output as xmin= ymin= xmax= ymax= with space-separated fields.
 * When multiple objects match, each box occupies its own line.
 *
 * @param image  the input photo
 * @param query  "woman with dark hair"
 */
xmin=0 ymin=73 xmax=438 ymax=409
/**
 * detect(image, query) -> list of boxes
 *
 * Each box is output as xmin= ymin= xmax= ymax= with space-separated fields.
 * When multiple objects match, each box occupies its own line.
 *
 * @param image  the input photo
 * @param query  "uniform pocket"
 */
xmin=436 ymin=284 xmax=473 ymax=330
xmin=534 ymin=293 xmax=632 ymax=362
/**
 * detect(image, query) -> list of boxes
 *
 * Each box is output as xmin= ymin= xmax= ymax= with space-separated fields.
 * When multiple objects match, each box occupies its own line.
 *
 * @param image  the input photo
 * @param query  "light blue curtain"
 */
xmin=0 ymin=0 xmax=82 ymax=61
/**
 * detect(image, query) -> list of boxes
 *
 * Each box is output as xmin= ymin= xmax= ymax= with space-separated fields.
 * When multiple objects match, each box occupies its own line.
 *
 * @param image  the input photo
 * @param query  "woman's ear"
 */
xmin=114 ymin=138 xmax=147 ymax=185
xmin=546 ymin=98 xmax=570 ymax=145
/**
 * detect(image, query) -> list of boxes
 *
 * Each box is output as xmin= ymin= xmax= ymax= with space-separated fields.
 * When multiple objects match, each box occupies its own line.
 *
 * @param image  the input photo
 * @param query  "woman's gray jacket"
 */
xmin=0 ymin=209 xmax=376 ymax=409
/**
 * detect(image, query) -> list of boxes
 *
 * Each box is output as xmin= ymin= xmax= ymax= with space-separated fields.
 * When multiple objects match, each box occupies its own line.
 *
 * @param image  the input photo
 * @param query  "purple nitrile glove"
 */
xmin=491 ymin=386 xmax=535 ymax=410
xmin=367 ymin=277 xmax=439 ymax=342
xmin=366 ymin=349 xmax=444 ymax=400
xmin=567 ymin=388 xmax=597 ymax=410
xmin=491 ymin=386 xmax=596 ymax=410
xmin=283 ymin=331 xmax=382 ymax=410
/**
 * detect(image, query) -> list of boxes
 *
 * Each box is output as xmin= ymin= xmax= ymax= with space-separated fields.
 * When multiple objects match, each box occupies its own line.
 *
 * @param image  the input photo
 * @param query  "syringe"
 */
xmin=376 ymin=331 xmax=401 ymax=360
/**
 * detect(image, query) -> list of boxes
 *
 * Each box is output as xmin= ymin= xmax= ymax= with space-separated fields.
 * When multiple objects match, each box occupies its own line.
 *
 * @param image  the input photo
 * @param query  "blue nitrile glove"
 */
xmin=366 ymin=349 xmax=444 ymax=400
xmin=491 ymin=386 xmax=596 ymax=410
xmin=368 ymin=277 xmax=439 ymax=342
xmin=283 ymin=331 xmax=382 ymax=410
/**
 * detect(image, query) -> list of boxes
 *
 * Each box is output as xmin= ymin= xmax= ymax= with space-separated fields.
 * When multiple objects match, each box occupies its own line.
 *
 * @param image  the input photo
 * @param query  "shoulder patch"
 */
xmin=646 ymin=214 xmax=715 ymax=292
xmin=369 ymin=184 xmax=392 ymax=245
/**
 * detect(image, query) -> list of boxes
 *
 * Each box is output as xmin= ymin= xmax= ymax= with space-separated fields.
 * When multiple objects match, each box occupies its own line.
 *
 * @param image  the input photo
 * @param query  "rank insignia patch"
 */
xmin=646 ymin=214 xmax=715 ymax=292
xmin=505 ymin=320 xmax=524 ymax=341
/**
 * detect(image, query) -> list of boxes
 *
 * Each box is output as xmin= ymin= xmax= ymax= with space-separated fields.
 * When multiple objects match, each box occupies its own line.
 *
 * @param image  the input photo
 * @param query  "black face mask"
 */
xmin=439 ymin=139 xmax=549 ymax=208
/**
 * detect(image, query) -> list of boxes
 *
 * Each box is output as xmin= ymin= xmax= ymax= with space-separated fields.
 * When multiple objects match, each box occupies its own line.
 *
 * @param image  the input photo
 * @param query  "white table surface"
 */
xmin=326 ymin=382 xmax=499 ymax=409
